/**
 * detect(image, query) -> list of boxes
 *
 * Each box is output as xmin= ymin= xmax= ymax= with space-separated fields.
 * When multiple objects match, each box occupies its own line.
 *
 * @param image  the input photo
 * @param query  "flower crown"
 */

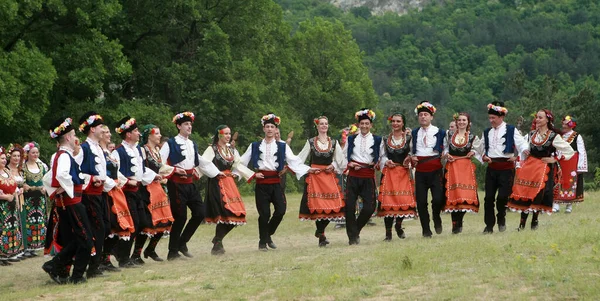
xmin=452 ymin=113 xmax=459 ymax=120
xmin=79 ymin=114 xmax=103 ymax=132
xmin=414 ymin=102 xmax=436 ymax=115
xmin=355 ymin=109 xmax=376 ymax=120
xmin=387 ymin=113 xmax=404 ymax=123
xmin=563 ymin=115 xmax=577 ymax=128
xmin=172 ymin=112 xmax=195 ymax=124
xmin=487 ymin=103 xmax=508 ymax=114
xmin=23 ymin=142 xmax=39 ymax=153
xmin=313 ymin=116 xmax=328 ymax=126
xmin=115 ymin=118 xmax=136 ymax=134
xmin=261 ymin=114 xmax=281 ymax=126
xmin=50 ymin=118 xmax=73 ymax=139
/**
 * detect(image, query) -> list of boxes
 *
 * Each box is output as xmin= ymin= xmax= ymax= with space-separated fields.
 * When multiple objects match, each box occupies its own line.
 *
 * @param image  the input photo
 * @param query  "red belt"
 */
xmin=489 ymin=158 xmax=515 ymax=170
xmin=171 ymin=169 xmax=196 ymax=184
xmin=85 ymin=181 xmax=104 ymax=195
xmin=348 ymin=161 xmax=375 ymax=178
xmin=55 ymin=185 xmax=83 ymax=208
xmin=123 ymin=182 xmax=141 ymax=192
xmin=256 ymin=170 xmax=280 ymax=184
xmin=415 ymin=156 xmax=442 ymax=172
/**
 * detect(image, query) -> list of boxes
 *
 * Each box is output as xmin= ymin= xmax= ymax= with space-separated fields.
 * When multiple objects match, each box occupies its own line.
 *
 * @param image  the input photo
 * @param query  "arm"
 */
xmin=55 ymin=153 xmax=75 ymax=198
xmin=514 ymin=129 xmax=530 ymax=156
xmin=284 ymin=144 xmax=310 ymax=179
xmin=159 ymin=142 xmax=170 ymax=165
xmin=552 ymin=135 xmax=575 ymax=161
xmin=333 ymin=141 xmax=348 ymax=174
xmin=296 ymin=140 xmax=311 ymax=164
xmin=195 ymin=153 xmax=220 ymax=178
xmin=232 ymin=151 xmax=255 ymax=181
xmin=471 ymin=136 xmax=483 ymax=163
xmin=577 ymin=135 xmax=588 ymax=172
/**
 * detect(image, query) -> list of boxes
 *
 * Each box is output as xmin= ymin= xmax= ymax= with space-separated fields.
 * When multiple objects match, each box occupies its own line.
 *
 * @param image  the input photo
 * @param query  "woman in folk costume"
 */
xmin=443 ymin=113 xmax=482 ymax=234
xmin=553 ymin=115 xmax=588 ymax=213
xmin=297 ymin=116 xmax=346 ymax=247
xmin=7 ymin=144 xmax=25 ymax=260
xmin=21 ymin=142 xmax=48 ymax=257
xmin=98 ymin=125 xmax=132 ymax=272
xmin=131 ymin=125 xmax=176 ymax=263
xmin=377 ymin=113 xmax=416 ymax=241
xmin=0 ymin=146 xmax=24 ymax=265
xmin=202 ymin=125 xmax=254 ymax=255
xmin=508 ymin=109 xmax=574 ymax=230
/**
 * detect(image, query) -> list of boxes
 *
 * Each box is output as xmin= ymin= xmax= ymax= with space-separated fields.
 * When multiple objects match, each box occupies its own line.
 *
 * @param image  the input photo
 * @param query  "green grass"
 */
xmin=2 ymin=191 xmax=600 ymax=300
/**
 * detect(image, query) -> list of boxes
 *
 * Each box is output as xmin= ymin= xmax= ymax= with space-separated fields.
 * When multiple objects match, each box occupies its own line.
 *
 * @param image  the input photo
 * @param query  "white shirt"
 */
xmin=562 ymin=130 xmax=588 ymax=172
xmin=411 ymin=125 xmax=446 ymax=157
xmin=112 ymin=141 xmax=156 ymax=186
xmin=202 ymin=146 xmax=255 ymax=180
xmin=343 ymin=132 xmax=385 ymax=166
xmin=483 ymin=122 xmax=529 ymax=158
xmin=239 ymin=139 xmax=310 ymax=179
xmin=159 ymin=134 xmax=220 ymax=178
xmin=42 ymin=147 xmax=84 ymax=198
xmin=523 ymin=132 xmax=575 ymax=161
xmin=75 ymin=137 xmax=116 ymax=192
xmin=297 ymin=138 xmax=347 ymax=174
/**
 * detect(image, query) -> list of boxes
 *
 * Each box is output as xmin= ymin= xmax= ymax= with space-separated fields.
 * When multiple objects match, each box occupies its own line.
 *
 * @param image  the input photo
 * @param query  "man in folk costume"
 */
xmin=159 ymin=112 xmax=223 ymax=260
xmin=42 ymin=117 xmax=94 ymax=284
xmin=76 ymin=112 xmax=115 ymax=278
xmin=409 ymin=101 xmax=446 ymax=237
xmin=111 ymin=117 xmax=159 ymax=267
xmin=553 ymin=115 xmax=588 ymax=213
xmin=239 ymin=113 xmax=310 ymax=251
xmin=481 ymin=101 xmax=528 ymax=233
xmin=344 ymin=108 xmax=383 ymax=244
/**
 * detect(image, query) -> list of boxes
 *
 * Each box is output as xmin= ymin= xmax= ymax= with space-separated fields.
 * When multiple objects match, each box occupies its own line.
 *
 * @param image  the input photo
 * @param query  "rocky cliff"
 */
xmin=329 ymin=0 xmax=434 ymax=15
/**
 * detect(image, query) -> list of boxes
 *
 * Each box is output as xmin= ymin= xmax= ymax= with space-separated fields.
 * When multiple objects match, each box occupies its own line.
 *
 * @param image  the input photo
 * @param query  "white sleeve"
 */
xmin=333 ymin=141 xmax=348 ymax=174
xmin=56 ymin=153 xmax=75 ymax=198
xmin=442 ymin=132 xmax=450 ymax=155
xmin=296 ymin=140 xmax=311 ymax=164
xmin=195 ymin=153 xmax=220 ymax=178
xmin=73 ymin=150 xmax=84 ymax=166
xmin=471 ymin=136 xmax=484 ymax=164
xmin=202 ymin=146 xmax=216 ymax=162
xmin=232 ymin=152 xmax=255 ymax=181
xmin=577 ymin=135 xmax=588 ymax=172
xmin=111 ymin=150 xmax=121 ymax=175
xmin=239 ymin=144 xmax=252 ymax=168
xmin=159 ymin=143 xmax=170 ymax=165
xmin=141 ymin=167 xmax=157 ymax=186
xmin=284 ymin=144 xmax=310 ymax=179
xmin=514 ymin=129 xmax=529 ymax=154
xmin=553 ymin=135 xmax=575 ymax=161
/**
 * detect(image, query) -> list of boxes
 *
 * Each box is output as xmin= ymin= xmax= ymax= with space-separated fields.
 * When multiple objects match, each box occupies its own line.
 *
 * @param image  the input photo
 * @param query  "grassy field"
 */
xmin=1 ymin=191 xmax=599 ymax=300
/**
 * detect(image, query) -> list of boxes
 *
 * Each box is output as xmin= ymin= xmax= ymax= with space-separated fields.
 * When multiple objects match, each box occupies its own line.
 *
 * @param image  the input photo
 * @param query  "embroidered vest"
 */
xmin=79 ymin=142 xmax=99 ymax=176
xmin=51 ymin=150 xmax=83 ymax=188
xmin=484 ymin=124 xmax=515 ymax=156
xmin=347 ymin=134 xmax=382 ymax=164
xmin=251 ymin=141 xmax=286 ymax=172
xmin=411 ymin=128 xmax=445 ymax=154
xmin=166 ymin=137 xmax=200 ymax=167
xmin=116 ymin=144 xmax=146 ymax=177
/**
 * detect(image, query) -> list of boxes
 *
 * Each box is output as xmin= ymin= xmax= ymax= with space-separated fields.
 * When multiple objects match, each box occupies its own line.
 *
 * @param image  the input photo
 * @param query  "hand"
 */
xmin=507 ymin=156 xmax=518 ymax=162
xmin=255 ymin=172 xmax=265 ymax=179
xmin=541 ymin=157 xmax=556 ymax=164
xmin=154 ymin=175 xmax=163 ymax=181
xmin=193 ymin=169 xmax=201 ymax=179
xmin=385 ymin=160 xmax=396 ymax=168
xmin=41 ymin=187 xmax=46 ymax=195
xmin=287 ymin=131 xmax=294 ymax=140
xmin=410 ymin=156 xmax=419 ymax=165
xmin=482 ymin=155 xmax=491 ymax=163
xmin=55 ymin=187 xmax=65 ymax=195
xmin=160 ymin=179 xmax=168 ymax=185
xmin=174 ymin=168 xmax=187 ymax=176
xmin=523 ymin=150 xmax=531 ymax=156
xmin=23 ymin=184 xmax=31 ymax=191
xmin=446 ymin=155 xmax=455 ymax=162
xmin=217 ymin=172 xmax=226 ymax=178
xmin=325 ymin=165 xmax=335 ymax=173
xmin=466 ymin=151 xmax=475 ymax=158
xmin=128 ymin=180 xmax=138 ymax=186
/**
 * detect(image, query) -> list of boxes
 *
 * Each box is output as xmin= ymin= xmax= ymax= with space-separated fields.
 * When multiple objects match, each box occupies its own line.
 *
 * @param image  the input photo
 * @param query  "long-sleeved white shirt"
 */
xmin=159 ymin=134 xmax=220 ymax=178
xmin=483 ymin=122 xmax=529 ymax=158
xmin=202 ymin=146 xmax=255 ymax=180
xmin=410 ymin=125 xmax=447 ymax=157
xmin=345 ymin=132 xmax=385 ymax=166
xmin=75 ymin=137 xmax=116 ymax=192
xmin=43 ymin=147 xmax=84 ymax=198
xmin=239 ymin=139 xmax=310 ymax=179
xmin=112 ymin=140 xmax=156 ymax=186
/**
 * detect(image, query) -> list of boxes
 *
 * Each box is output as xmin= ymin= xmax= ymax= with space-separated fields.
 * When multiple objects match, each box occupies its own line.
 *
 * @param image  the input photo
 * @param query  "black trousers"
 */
xmin=117 ymin=190 xmax=142 ymax=262
xmin=52 ymin=202 xmax=94 ymax=278
xmin=255 ymin=183 xmax=286 ymax=244
xmin=344 ymin=176 xmax=376 ymax=241
xmin=81 ymin=193 xmax=105 ymax=270
xmin=384 ymin=216 xmax=403 ymax=229
xmin=315 ymin=220 xmax=330 ymax=237
xmin=484 ymin=168 xmax=514 ymax=229
xmin=415 ymin=169 xmax=444 ymax=235
xmin=215 ymin=224 xmax=236 ymax=241
xmin=167 ymin=181 xmax=204 ymax=252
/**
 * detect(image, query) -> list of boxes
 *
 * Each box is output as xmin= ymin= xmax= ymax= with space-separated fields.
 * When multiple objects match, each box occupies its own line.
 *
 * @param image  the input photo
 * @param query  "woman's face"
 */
xmin=28 ymin=147 xmax=40 ymax=161
xmin=219 ymin=127 xmax=231 ymax=144
xmin=0 ymin=154 xmax=6 ymax=168
xmin=149 ymin=128 xmax=162 ymax=145
xmin=456 ymin=115 xmax=469 ymax=130
xmin=535 ymin=111 xmax=548 ymax=129
xmin=10 ymin=151 xmax=20 ymax=166
xmin=390 ymin=115 xmax=404 ymax=131
xmin=317 ymin=118 xmax=329 ymax=134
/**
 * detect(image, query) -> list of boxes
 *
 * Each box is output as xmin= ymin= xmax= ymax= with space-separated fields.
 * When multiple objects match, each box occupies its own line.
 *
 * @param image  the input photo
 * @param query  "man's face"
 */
xmin=177 ymin=121 xmax=193 ymax=137
xmin=264 ymin=123 xmax=276 ymax=138
xmin=418 ymin=112 xmax=433 ymax=127
xmin=359 ymin=119 xmax=372 ymax=135
xmin=488 ymin=114 xmax=504 ymax=128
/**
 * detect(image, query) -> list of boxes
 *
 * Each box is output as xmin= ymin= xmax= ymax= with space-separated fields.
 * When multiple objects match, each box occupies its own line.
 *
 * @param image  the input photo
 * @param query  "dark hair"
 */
xmin=455 ymin=112 xmax=471 ymax=132
xmin=388 ymin=113 xmax=406 ymax=131
xmin=212 ymin=125 xmax=229 ymax=145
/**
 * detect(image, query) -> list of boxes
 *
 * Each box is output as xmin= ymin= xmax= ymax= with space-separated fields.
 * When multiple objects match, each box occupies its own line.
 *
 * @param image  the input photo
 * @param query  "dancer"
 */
xmin=21 ymin=142 xmax=48 ymax=257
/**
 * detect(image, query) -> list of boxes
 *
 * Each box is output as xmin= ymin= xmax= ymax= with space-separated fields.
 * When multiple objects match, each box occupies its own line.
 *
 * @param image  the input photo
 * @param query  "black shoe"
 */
xmin=348 ymin=239 xmax=359 ymax=245
xmin=131 ymin=255 xmax=145 ymax=265
xmin=42 ymin=261 xmax=69 ymax=285
xmin=318 ymin=238 xmax=330 ymax=247
xmin=211 ymin=241 xmax=226 ymax=255
xmin=531 ymin=220 xmax=538 ymax=230
xmin=100 ymin=261 xmax=121 ymax=272
xmin=179 ymin=245 xmax=193 ymax=258
xmin=395 ymin=225 xmax=406 ymax=239
xmin=422 ymin=230 xmax=433 ymax=238
xmin=258 ymin=243 xmax=268 ymax=251
xmin=498 ymin=224 xmax=506 ymax=232
xmin=86 ymin=268 xmax=106 ymax=279
xmin=143 ymin=250 xmax=164 ymax=262
xmin=119 ymin=260 xmax=139 ymax=268
xmin=267 ymin=241 xmax=277 ymax=250
xmin=482 ymin=227 xmax=493 ymax=234
xmin=434 ymin=224 xmax=443 ymax=235
xmin=69 ymin=277 xmax=87 ymax=284
xmin=383 ymin=234 xmax=392 ymax=242
xmin=167 ymin=252 xmax=186 ymax=261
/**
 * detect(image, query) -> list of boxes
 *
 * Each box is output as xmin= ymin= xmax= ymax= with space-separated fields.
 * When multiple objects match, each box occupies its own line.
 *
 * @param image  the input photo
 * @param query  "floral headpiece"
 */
xmin=173 ymin=112 xmax=195 ymax=124
xmin=355 ymin=109 xmax=376 ymax=122
xmin=347 ymin=124 xmax=358 ymax=135
xmin=313 ymin=116 xmax=328 ymax=126
xmin=261 ymin=113 xmax=281 ymax=127
xmin=563 ymin=115 xmax=577 ymax=129
xmin=387 ymin=112 xmax=404 ymax=123
xmin=23 ymin=142 xmax=40 ymax=153
xmin=7 ymin=143 xmax=22 ymax=155
xmin=415 ymin=102 xmax=436 ymax=115
xmin=79 ymin=114 xmax=103 ymax=132
xmin=115 ymin=118 xmax=137 ymax=134
xmin=487 ymin=103 xmax=508 ymax=116
xmin=0 ymin=146 xmax=5 ymax=156
xmin=50 ymin=118 xmax=73 ymax=139
xmin=452 ymin=113 xmax=460 ymax=120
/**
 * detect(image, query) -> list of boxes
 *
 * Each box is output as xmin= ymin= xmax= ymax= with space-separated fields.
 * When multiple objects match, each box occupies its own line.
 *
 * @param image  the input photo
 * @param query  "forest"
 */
xmin=2 ymin=0 xmax=599 ymax=188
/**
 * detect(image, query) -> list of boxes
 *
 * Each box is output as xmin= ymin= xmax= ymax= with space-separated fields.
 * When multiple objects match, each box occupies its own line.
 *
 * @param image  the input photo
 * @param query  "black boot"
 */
xmin=211 ymin=238 xmax=225 ymax=255
xmin=131 ymin=247 xmax=145 ymax=265
xmin=531 ymin=212 xmax=539 ymax=230
xmin=318 ymin=234 xmax=330 ymax=247
xmin=384 ymin=228 xmax=392 ymax=241
xmin=394 ymin=223 xmax=406 ymax=239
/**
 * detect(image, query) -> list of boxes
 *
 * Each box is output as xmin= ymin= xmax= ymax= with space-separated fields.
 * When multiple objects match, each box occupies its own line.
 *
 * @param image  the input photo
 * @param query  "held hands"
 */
xmin=446 ymin=155 xmax=455 ymax=162
xmin=128 ymin=179 xmax=138 ymax=186
xmin=55 ymin=187 xmax=65 ymax=195
xmin=410 ymin=156 xmax=419 ymax=166
xmin=523 ymin=150 xmax=531 ymax=157
xmin=174 ymin=167 xmax=187 ymax=176
xmin=466 ymin=151 xmax=475 ymax=158
xmin=541 ymin=157 xmax=557 ymax=164
xmin=507 ymin=156 xmax=518 ymax=162
xmin=325 ymin=165 xmax=335 ymax=173
xmin=482 ymin=155 xmax=491 ymax=163
xmin=385 ymin=160 xmax=396 ymax=168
